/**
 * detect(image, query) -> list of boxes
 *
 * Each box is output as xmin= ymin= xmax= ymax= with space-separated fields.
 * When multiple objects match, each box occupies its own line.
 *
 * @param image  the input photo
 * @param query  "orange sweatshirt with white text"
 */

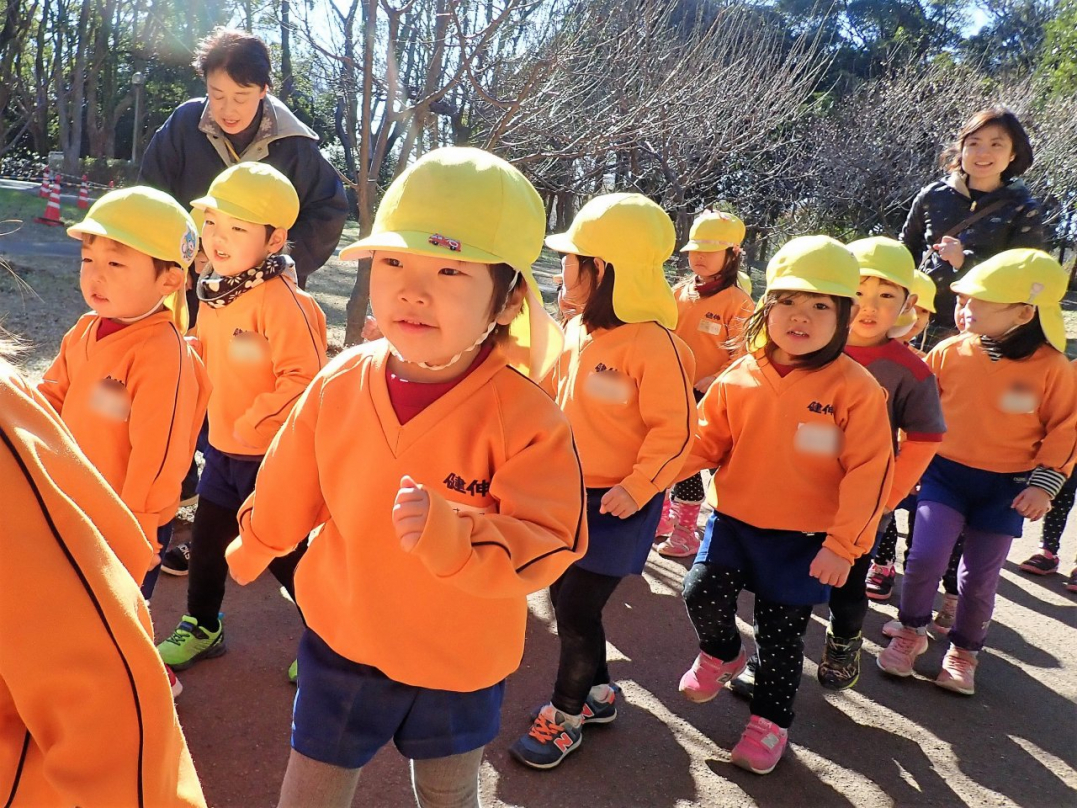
xmin=925 ymin=333 xmax=1077 ymax=475
xmin=673 ymin=283 xmax=754 ymax=384
xmin=38 ymin=311 xmax=210 ymax=547
xmin=682 ymin=351 xmax=895 ymax=563
xmin=192 ymin=274 xmax=327 ymax=455
xmin=226 ymin=342 xmax=587 ymax=692
xmin=1 ymin=362 xmax=205 ymax=808
xmin=549 ymin=317 xmax=697 ymax=507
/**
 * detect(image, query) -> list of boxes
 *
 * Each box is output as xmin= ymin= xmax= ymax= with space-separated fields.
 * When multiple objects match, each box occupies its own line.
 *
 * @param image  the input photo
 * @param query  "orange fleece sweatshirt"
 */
xmin=38 ymin=311 xmax=210 ymax=547
xmin=191 ymin=274 xmax=327 ymax=455
xmin=0 ymin=362 xmax=205 ymax=808
xmin=673 ymin=283 xmax=754 ymax=383
xmin=925 ymin=333 xmax=1077 ymax=475
xmin=226 ymin=343 xmax=586 ymax=692
xmin=683 ymin=351 xmax=895 ymax=563
xmin=549 ymin=317 xmax=697 ymax=507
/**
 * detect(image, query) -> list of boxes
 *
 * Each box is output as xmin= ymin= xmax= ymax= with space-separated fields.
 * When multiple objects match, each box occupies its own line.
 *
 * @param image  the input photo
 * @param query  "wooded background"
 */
xmin=5 ymin=0 xmax=1077 ymax=263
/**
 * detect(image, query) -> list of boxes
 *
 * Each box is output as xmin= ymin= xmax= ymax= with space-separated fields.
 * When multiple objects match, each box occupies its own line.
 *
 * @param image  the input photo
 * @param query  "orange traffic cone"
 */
xmin=35 ymin=179 xmax=63 ymax=226
xmin=108 ymin=180 xmax=115 ymax=190
xmin=77 ymin=175 xmax=89 ymax=209
xmin=39 ymin=168 xmax=50 ymax=198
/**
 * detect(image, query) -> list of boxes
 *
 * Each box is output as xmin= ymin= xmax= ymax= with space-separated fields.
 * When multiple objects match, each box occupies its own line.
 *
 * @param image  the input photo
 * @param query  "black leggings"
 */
xmin=672 ymin=472 xmax=706 ymax=503
xmin=683 ymin=563 xmax=811 ymax=729
xmin=187 ymin=498 xmax=308 ymax=629
xmin=1042 ymin=474 xmax=1077 ymax=556
xmin=550 ymin=565 xmax=623 ymax=717
xmin=827 ymin=552 xmax=873 ymax=639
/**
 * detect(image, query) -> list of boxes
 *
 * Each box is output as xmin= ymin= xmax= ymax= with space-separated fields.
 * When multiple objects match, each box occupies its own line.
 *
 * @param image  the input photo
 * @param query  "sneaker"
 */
xmin=167 ymin=666 xmax=183 ymax=699
xmin=934 ymin=646 xmax=978 ymax=695
xmin=288 ymin=659 xmax=298 ymax=685
xmin=865 ymin=562 xmax=896 ymax=601
xmin=881 ymin=619 xmax=903 ymax=639
xmin=655 ymin=526 xmax=701 ymax=558
xmin=877 ymin=627 xmax=929 ymax=677
xmin=679 ymin=647 xmax=747 ymax=703
xmin=1066 ymin=568 xmax=1077 ymax=593
xmin=817 ymin=631 xmax=862 ymax=691
xmin=730 ymin=715 xmax=788 ymax=775
xmin=1018 ymin=551 xmax=1059 ymax=576
xmin=157 ymin=615 xmax=225 ymax=671
xmin=729 ymin=654 xmax=758 ymax=699
xmin=509 ymin=704 xmax=583 ymax=769
xmin=932 ymin=593 xmax=959 ymax=633
xmin=581 ymin=682 xmax=619 ymax=724
xmin=160 ymin=542 xmax=191 ymax=576
xmin=655 ymin=492 xmax=675 ymax=539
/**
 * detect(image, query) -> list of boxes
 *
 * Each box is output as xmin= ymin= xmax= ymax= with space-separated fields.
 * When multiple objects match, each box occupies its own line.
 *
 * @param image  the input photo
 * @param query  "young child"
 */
xmin=677 ymin=236 xmax=894 ymax=775
xmin=38 ymin=186 xmax=210 ymax=604
xmin=902 ymin=269 xmax=937 ymax=354
xmin=878 ymin=249 xmax=1077 ymax=695
xmin=157 ymin=162 xmax=327 ymax=674
xmin=2 ymin=345 xmax=205 ymax=807
xmin=655 ymin=209 xmax=754 ymax=558
xmin=510 ymin=193 xmax=697 ymax=770
xmin=225 ymin=147 xmax=585 ymax=808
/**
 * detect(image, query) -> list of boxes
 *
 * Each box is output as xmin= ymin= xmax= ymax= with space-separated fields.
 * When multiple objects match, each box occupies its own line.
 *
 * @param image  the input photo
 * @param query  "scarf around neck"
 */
xmin=196 ymin=254 xmax=297 ymax=308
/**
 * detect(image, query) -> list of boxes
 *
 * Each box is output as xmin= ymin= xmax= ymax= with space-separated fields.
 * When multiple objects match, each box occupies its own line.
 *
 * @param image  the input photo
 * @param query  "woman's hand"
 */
xmin=933 ymin=235 xmax=965 ymax=270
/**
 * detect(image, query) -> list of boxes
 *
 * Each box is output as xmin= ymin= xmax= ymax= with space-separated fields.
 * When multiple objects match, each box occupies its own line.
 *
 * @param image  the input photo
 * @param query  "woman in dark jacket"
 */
xmin=140 ymin=28 xmax=347 ymax=290
xmin=900 ymin=106 xmax=1045 ymax=342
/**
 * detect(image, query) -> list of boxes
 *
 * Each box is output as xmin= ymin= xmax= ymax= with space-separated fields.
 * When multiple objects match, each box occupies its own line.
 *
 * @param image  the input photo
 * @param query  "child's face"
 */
xmin=960 ymin=123 xmax=1015 ymax=185
xmin=206 ymin=69 xmax=267 ymax=136
xmin=194 ymin=246 xmax=210 ymax=276
xmin=767 ymin=292 xmax=840 ymax=364
xmin=202 ymin=208 xmax=285 ymax=277
xmin=955 ymin=294 xmax=1033 ymax=339
xmin=904 ymin=306 xmax=931 ymax=342
xmin=370 ymin=250 xmax=518 ymax=379
xmin=559 ymin=254 xmax=595 ymax=309
xmin=849 ymin=276 xmax=908 ymax=346
xmin=79 ymin=236 xmax=181 ymax=320
xmin=687 ymin=250 xmax=726 ymax=279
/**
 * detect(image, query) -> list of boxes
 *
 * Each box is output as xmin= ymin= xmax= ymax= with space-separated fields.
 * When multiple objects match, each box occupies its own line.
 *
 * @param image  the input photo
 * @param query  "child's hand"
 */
xmin=810 ymin=547 xmax=851 ymax=587
xmin=1012 ymin=486 xmax=1051 ymax=521
xmin=934 ymin=235 xmax=964 ymax=269
xmin=362 ymin=316 xmax=383 ymax=342
xmin=600 ymin=485 xmax=639 ymax=519
xmin=694 ymin=375 xmax=717 ymax=394
xmin=393 ymin=475 xmax=431 ymax=551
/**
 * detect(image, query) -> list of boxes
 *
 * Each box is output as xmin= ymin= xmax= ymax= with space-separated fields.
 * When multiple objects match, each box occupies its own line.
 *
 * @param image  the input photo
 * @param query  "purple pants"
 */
xmin=898 ymin=501 xmax=1013 ymax=651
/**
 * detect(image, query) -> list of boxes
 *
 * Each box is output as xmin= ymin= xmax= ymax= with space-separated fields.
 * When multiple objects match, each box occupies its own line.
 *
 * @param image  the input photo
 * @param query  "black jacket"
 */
xmin=899 ymin=173 xmax=1045 ymax=328
xmin=139 ymin=95 xmax=348 ymax=285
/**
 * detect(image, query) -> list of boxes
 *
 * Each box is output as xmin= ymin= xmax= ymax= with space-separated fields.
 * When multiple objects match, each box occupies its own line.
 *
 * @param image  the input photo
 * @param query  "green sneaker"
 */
xmin=157 ymin=615 xmax=225 ymax=671
xmin=288 ymin=658 xmax=298 ymax=685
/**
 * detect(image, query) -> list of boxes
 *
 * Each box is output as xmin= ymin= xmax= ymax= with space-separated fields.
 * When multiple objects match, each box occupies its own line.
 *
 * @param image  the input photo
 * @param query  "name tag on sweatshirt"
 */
xmin=697 ymin=318 xmax=724 ymax=336
xmin=585 ymin=370 xmax=635 ymax=405
xmin=229 ymin=331 xmax=269 ymax=364
xmin=998 ymin=389 xmax=1038 ymax=414
xmin=794 ymin=422 xmax=842 ymax=457
xmin=89 ymin=378 xmax=132 ymax=422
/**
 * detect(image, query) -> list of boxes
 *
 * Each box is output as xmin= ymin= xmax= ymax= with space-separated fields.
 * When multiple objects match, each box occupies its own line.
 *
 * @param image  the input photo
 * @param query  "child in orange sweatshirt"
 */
xmin=878 ymin=249 xmax=1077 ymax=695
xmin=655 ymin=210 xmax=754 ymax=558
xmin=510 ymin=193 xmax=697 ymax=770
xmin=2 ymin=349 xmax=205 ymax=807
xmin=677 ymin=236 xmax=894 ymax=775
xmin=39 ymin=186 xmax=210 ymax=606
xmin=157 ymin=162 xmax=327 ymax=674
xmin=225 ymin=148 xmax=585 ymax=808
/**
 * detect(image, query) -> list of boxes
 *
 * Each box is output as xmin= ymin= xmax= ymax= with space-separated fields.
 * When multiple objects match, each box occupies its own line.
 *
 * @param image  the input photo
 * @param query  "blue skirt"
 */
xmin=575 ymin=487 xmax=664 ymax=578
xmin=697 ymin=511 xmax=830 ymax=606
xmin=918 ymin=455 xmax=1031 ymax=537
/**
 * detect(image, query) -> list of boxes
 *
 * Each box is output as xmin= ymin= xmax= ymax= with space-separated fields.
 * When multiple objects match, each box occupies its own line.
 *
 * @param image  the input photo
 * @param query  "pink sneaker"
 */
xmin=881 ymin=619 xmax=903 ymax=638
xmin=167 ymin=665 xmax=183 ymax=699
xmin=877 ymin=627 xmax=929 ymax=677
xmin=730 ymin=715 xmax=788 ymax=775
xmin=656 ymin=501 xmax=702 ymax=558
xmin=935 ymin=646 xmax=978 ymax=695
xmin=655 ymin=492 xmax=675 ymax=539
xmin=679 ymin=647 xmax=747 ymax=703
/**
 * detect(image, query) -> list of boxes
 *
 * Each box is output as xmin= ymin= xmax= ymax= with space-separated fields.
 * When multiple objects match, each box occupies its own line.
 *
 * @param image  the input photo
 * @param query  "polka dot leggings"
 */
xmin=673 ymin=472 xmax=706 ymax=504
xmin=1041 ymin=474 xmax=1077 ymax=557
xmin=683 ymin=563 xmax=812 ymax=729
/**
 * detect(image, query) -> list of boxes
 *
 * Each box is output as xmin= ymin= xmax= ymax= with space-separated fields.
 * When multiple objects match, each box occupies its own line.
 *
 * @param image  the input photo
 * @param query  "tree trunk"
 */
xmin=279 ymin=0 xmax=292 ymax=105
xmin=344 ymin=0 xmax=373 ymax=347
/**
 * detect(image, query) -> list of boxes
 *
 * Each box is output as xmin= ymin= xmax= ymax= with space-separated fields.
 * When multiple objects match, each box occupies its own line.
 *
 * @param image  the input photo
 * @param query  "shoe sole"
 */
xmin=934 ymin=678 xmax=974 ymax=696
xmin=1018 ymin=565 xmax=1056 ymax=575
xmin=160 ymin=567 xmax=189 ymax=577
xmin=1066 ymin=584 xmax=1077 ymax=593
xmin=731 ymin=752 xmax=781 ymax=775
xmin=818 ymin=671 xmax=860 ymax=691
xmin=876 ymin=658 xmax=916 ymax=677
xmin=657 ymin=546 xmax=698 ymax=559
xmin=165 ymin=641 xmax=226 ymax=672
xmin=865 ymin=591 xmax=892 ymax=602
xmin=509 ymin=737 xmax=582 ymax=770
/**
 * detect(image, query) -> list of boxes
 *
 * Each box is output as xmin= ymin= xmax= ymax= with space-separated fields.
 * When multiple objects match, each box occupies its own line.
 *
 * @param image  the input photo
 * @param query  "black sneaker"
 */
xmin=1065 ymin=568 xmax=1077 ymax=593
xmin=161 ymin=542 xmax=191 ymax=576
xmin=729 ymin=654 xmax=758 ymax=699
xmin=1019 ymin=551 xmax=1059 ymax=576
xmin=818 ymin=631 xmax=863 ymax=691
xmin=865 ymin=562 xmax=896 ymax=601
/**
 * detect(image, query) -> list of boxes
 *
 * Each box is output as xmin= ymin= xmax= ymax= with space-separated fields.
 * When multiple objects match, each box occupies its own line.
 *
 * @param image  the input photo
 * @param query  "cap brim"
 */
xmin=340 ymin=230 xmax=531 ymax=270
xmin=67 ymin=219 xmax=179 ymax=264
xmin=1039 ymin=305 xmax=1067 ymax=353
xmin=859 ymin=267 xmax=912 ymax=291
xmin=767 ymin=276 xmax=857 ymax=299
xmin=543 ymin=232 xmax=582 ymax=256
xmin=191 ymin=195 xmax=279 ymax=229
xmin=680 ymin=239 xmax=737 ymax=253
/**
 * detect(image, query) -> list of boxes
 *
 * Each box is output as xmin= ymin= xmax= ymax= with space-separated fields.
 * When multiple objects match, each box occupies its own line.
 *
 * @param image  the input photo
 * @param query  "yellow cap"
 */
xmin=681 ymin=210 xmax=745 ymax=252
xmin=338 ymin=146 xmax=561 ymax=380
xmin=737 ymin=270 xmax=753 ymax=297
xmin=191 ymin=163 xmax=300 ymax=229
xmin=847 ymin=236 xmax=915 ymax=292
xmin=765 ymin=235 xmax=860 ymax=299
xmin=545 ymin=193 xmax=677 ymax=329
xmin=910 ymin=270 xmax=937 ymax=313
xmin=68 ymin=186 xmax=198 ymax=268
xmin=951 ymin=248 xmax=1068 ymax=352
xmin=189 ymin=207 xmax=205 ymax=237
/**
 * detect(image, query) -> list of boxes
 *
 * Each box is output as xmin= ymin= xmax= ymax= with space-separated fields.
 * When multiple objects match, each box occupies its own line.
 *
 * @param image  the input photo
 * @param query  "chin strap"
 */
xmin=106 ymin=296 xmax=167 ymax=325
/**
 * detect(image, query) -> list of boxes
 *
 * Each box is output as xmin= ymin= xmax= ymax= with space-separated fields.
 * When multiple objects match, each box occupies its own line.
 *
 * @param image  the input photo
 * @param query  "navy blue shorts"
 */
xmin=292 ymin=630 xmax=505 ymax=769
xmin=197 ymin=444 xmax=262 ymax=511
xmin=697 ymin=512 xmax=830 ymax=606
xmin=575 ymin=488 xmax=663 ymax=577
xmin=918 ymin=455 xmax=1031 ymax=537
xmin=139 ymin=523 xmax=174 ymax=601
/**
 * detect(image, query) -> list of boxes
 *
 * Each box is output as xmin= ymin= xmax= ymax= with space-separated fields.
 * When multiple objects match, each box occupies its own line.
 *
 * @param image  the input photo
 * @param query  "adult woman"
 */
xmin=140 ymin=28 xmax=347 ymax=289
xmin=900 ymin=106 xmax=1044 ymax=346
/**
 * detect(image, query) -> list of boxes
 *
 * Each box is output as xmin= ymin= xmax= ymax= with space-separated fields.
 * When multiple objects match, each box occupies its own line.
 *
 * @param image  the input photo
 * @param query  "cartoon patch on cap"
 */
xmin=181 ymin=227 xmax=198 ymax=265
xmin=428 ymin=234 xmax=461 ymax=252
